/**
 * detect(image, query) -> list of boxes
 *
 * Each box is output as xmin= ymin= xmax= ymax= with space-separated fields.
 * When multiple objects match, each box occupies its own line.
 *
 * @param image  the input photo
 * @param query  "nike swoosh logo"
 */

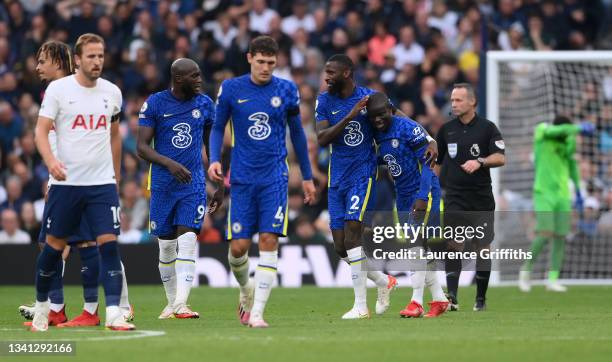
xmin=68 ymin=101 xmax=76 ymax=104
xmin=238 ymin=99 xmax=249 ymax=104
xmin=113 ymin=224 xmax=121 ymax=229
xmin=332 ymin=110 xmax=341 ymax=115
xmin=348 ymin=211 xmax=358 ymax=215
xmin=272 ymin=223 xmax=282 ymax=227
xmin=163 ymin=114 xmax=173 ymax=117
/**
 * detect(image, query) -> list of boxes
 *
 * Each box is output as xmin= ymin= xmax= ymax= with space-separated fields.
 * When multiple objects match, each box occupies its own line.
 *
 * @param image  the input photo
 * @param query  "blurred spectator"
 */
xmin=0 ymin=208 xmax=31 ymax=244
xmin=120 ymin=180 xmax=148 ymax=231
xmin=0 ymin=101 xmax=23 ymax=154
xmin=427 ymin=0 xmax=458 ymax=40
xmin=117 ymin=211 xmax=143 ymax=244
xmin=1 ymin=175 xmax=25 ymax=214
xmin=12 ymin=161 xmax=42 ymax=201
xmin=367 ymin=22 xmax=396 ymax=66
xmin=392 ymin=25 xmax=424 ymax=69
xmin=20 ymin=201 xmax=40 ymax=243
xmin=204 ymin=13 xmax=238 ymax=50
xmin=249 ymin=0 xmax=278 ymax=35
xmin=281 ymin=0 xmax=315 ymax=36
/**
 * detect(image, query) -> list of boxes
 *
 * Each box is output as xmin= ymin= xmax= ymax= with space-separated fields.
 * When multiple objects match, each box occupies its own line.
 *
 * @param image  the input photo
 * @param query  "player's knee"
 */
xmin=259 ymin=233 xmax=279 ymax=251
xmin=46 ymin=236 xmax=67 ymax=251
xmin=97 ymin=234 xmax=118 ymax=244
xmin=230 ymin=239 xmax=250 ymax=258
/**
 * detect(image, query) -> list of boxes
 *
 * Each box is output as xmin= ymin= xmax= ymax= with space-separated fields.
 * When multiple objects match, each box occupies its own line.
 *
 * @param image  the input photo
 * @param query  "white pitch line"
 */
xmin=0 ymin=328 xmax=165 ymax=341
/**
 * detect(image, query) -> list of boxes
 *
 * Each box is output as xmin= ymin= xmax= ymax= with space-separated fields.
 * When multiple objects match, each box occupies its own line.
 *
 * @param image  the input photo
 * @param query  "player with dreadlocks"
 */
xmin=19 ymin=40 xmax=134 ymax=328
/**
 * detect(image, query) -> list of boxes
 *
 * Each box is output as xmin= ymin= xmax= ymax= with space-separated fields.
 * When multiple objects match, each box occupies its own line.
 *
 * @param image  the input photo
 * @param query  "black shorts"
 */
xmin=442 ymin=188 xmax=495 ymax=247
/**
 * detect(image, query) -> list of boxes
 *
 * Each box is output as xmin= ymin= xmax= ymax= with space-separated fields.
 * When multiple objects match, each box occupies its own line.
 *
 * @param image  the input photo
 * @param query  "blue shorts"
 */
xmin=38 ymin=198 xmax=95 ymax=244
xmin=328 ymin=177 xmax=376 ymax=230
xmin=149 ymin=188 xmax=206 ymax=236
xmin=227 ymin=181 xmax=288 ymax=240
xmin=45 ymin=184 xmax=120 ymax=239
xmin=396 ymin=190 xmax=442 ymax=227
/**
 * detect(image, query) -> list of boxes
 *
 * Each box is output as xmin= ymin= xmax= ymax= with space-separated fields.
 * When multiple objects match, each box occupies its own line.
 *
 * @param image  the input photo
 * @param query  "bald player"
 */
xmin=137 ymin=58 xmax=222 ymax=319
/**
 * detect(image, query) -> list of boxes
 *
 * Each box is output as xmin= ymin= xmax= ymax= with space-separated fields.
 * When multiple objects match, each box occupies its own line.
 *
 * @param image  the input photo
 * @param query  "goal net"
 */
xmin=487 ymin=51 xmax=612 ymax=285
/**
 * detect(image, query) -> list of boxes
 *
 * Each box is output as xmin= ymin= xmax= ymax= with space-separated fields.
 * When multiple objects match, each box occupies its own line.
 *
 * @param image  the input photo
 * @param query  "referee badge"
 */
xmin=192 ymin=109 xmax=201 ymax=118
xmin=449 ymin=143 xmax=458 ymax=158
xmin=470 ymin=143 xmax=480 ymax=157
xmin=391 ymin=139 xmax=399 ymax=148
xmin=271 ymin=96 xmax=282 ymax=108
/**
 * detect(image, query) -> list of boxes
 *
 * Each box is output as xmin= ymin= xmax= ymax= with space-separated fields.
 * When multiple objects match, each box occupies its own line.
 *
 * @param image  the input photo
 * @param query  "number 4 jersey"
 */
xmin=139 ymin=90 xmax=215 ymax=192
xmin=210 ymin=74 xmax=300 ymax=184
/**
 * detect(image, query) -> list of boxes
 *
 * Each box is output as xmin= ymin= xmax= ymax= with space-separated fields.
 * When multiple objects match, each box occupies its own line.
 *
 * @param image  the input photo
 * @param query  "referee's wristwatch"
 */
xmin=477 ymin=157 xmax=485 ymax=167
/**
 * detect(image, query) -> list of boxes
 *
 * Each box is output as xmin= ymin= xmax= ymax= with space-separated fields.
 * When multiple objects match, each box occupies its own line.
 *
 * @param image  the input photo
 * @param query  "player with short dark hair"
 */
xmin=138 ymin=58 xmax=220 ymax=319
xmin=435 ymin=83 xmax=506 ymax=312
xmin=208 ymin=35 xmax=315 ymax=328
xmin=32 ymin=33 xmax=134 ymax=331
xmin=366 ymin=92 xmax=449 ymax=318
xmin=315 ymin=55 xmax=438 ymax=319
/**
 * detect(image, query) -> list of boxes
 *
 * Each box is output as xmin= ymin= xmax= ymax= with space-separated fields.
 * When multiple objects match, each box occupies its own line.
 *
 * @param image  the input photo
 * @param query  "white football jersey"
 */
xmin=39 ymin=75 xmax=122 ymax=186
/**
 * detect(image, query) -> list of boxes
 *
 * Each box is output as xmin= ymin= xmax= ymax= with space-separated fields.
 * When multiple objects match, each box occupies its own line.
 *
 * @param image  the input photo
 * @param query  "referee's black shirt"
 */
xmin=435 ymin=113 xmax=505 ymax=192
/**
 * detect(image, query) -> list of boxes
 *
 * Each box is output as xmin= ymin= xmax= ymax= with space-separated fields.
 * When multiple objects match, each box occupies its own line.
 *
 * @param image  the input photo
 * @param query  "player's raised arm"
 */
xmin=136 ymin=99 xmax=191 ymax=183
xmin=208 ymin=81 xmax=231 ymax=182
xmin=316 ymin=95 xmax=368 ymax=147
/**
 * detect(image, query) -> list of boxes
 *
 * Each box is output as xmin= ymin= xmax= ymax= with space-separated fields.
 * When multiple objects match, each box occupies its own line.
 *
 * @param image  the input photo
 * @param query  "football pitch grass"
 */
xmin=1 ymin=285 xmax=611 ymax=362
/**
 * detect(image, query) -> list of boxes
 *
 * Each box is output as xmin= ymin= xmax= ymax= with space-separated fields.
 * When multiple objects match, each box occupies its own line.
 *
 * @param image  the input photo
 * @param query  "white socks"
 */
xmin=251 ymin=250 xmax=278 ymax=318
xmin=119 ymin=261 xmax=130 ymax=309
xmin=228 ymin=250 xmax=250 ymax=293
xmin=174 ymin=232 xmax=197 ymax=308
xmin=50 ymin=303 xmax=64 ymax=313
xmin=410 ymin=247 xmax=427 ymax=305
xmin=342 ymin=256 xmax=388 ymax=288
xmin=84 ymin=302 xmax=98 ymax=315
xmin=158 ymin=238 xmax=178 ymax=306
xmin=347 ymin=247 xmax=367 ymax=311
xmin=425 ymin=261 xmax=448 ymax=302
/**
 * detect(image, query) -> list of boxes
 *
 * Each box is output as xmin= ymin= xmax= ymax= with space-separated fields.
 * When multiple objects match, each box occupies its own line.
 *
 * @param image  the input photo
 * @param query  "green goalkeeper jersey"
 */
xmin=533 ymin=123 xmax=580 ymax=199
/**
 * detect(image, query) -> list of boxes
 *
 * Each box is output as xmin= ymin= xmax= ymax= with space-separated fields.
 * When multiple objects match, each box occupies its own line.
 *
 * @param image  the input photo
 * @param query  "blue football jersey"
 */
xmin=211 ymin=75 xmax=300 ymax=184
xmin=139 ymin=90 xmax=215 ymax=192
xmin=374 ymin=116 xmax=429 ymax=195
xmin=315 ymin=86 xmax=377 ymax=187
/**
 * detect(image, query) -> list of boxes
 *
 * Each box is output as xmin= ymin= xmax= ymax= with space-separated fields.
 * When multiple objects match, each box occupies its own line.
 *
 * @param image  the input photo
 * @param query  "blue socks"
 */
xmin=99 ymin=241 xmax=123 ymax=307
xmin=79 ymin=246 xmax=99 ymax=303
xmin=48 ymin=257 xmax=64 ymax=305
xmin=35 ymin=244 xmax=63 ymax=302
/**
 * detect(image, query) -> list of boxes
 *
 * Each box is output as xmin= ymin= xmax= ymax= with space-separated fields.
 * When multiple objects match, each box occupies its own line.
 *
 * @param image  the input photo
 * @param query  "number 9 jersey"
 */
xmin=139 ymin=90 xmax=215 ymax=236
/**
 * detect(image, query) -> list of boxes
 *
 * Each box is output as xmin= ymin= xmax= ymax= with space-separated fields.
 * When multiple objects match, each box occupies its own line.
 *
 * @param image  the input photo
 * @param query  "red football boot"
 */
xmin=57 ymin=309 xmax=100 ymax=327
xmin=399 ymin=301 xmax=424 ymax=318
xmin=424 ymin=301 xmax=449 ymax=318
xmin=23 ymin=306 xmax=68 ymax=327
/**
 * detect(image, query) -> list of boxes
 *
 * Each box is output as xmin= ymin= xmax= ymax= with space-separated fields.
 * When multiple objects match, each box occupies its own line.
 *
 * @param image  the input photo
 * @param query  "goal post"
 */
xmin=486 ymin=51 xmax=612 ymax=286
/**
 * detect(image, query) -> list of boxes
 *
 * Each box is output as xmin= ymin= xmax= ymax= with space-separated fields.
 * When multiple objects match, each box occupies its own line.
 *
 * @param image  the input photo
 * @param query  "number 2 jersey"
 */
xmin=139 ymin=90 xmax=215 ymax=192
xmin=315 ymin=86 xmax=377 ymax=188
xmin=210 ymin=74 xmax=311 ymax=184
